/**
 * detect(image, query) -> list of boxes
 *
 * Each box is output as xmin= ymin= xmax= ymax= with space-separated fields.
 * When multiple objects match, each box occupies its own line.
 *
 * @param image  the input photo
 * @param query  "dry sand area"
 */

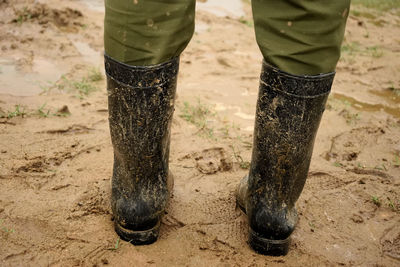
xmin=0 ymin=0 xmax=400 ymax=266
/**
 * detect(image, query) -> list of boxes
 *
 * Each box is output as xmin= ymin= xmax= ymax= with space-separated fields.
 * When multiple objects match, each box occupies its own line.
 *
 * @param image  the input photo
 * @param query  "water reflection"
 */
xmin=197 ymin=0 xmax=244 ymax=18
xmin=0 ymin=58 xmax=65 ymax=96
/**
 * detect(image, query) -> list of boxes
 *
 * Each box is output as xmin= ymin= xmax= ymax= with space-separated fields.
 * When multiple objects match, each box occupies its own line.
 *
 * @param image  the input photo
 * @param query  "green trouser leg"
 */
xmin=104 ymin=0 xmax=196 ymax=65
xmin=252 ymin=0 xmax=350 ymax=75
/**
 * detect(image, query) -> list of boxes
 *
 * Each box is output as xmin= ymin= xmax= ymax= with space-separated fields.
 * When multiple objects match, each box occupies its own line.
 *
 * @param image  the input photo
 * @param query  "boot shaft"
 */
xmin=247 ymin=61 xmax=334 ymax=240
xmin=106 ymin=55 xmax=179 ymax=236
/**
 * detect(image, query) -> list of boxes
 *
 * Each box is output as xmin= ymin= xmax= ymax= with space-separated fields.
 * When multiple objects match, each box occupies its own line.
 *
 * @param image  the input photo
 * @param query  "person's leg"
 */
xmin=104 ymin=0 xmax=195 ymax=65
xmin=252 ymin=0 xmax=349 ymax=75
xmin=104 ymin=0 xmax=195 ymax=245
xmin=237 ymin=0 xmax=350 ymax=255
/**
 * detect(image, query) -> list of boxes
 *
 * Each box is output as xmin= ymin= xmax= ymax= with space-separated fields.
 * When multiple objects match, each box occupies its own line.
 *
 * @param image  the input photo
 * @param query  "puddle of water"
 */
xmin=234 ymin=111 xmax=255 ymax=120
xmin=78 ymin=0 xmax=245 ymax=18
xmin=71 ymin=40 xmax=102 ymax=65
xmin=197 ymin=0 xmax=245 ymax=18
xmin=241 ymin=88 xmax=257 ymax=96
xmin=332 ymin=93 xmax=400 ymax=118
xmin=369 ymin=89 xmax=400 ymax=104
xmin=0 ymin=58 xmax=65 ymax=96
xmin=215 ymin=102 xmax=255 ymax=120
xmin=195 ymin=22 xmax=210 ymax=34
xmin=79 ymin=0 xmax=104 ymax=12
xmin=243 ymin=126 xmax=254 ymax=132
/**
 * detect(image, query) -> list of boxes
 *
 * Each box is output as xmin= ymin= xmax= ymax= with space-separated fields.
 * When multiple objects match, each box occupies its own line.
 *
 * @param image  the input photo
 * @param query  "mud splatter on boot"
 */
xmin=236 ymin=61 xmax=335 ymax=256
xmin=105 ymin=54 xmax=178 ymax=245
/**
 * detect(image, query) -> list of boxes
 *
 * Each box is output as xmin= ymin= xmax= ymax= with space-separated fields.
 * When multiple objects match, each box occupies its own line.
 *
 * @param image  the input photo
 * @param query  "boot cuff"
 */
xmin=104 ymin=54 xmax=179 ymax=88
xmin=260 ymin=60 xmax=335 ymax=97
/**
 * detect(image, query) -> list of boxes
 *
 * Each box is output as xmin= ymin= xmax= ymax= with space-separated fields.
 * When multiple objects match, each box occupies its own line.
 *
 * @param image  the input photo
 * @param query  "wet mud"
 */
xmin=0 ymin=0 xmax=400 ymax=266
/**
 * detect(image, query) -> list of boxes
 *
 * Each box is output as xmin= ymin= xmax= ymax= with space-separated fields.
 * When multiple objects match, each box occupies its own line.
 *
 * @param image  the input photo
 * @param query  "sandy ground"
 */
xmin=1 ymin=0 xmax=400 ymax=266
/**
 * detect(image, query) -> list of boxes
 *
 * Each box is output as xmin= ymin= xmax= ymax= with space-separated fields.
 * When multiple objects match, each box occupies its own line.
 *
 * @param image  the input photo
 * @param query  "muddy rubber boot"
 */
xmin=105 ymin=54 xmax=178 ymax=245
xmin=236 ymin=61 xmax=335 ymax=256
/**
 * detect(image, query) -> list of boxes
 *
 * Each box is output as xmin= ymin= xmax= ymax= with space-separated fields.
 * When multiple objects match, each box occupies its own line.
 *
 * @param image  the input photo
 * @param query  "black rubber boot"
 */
xmin=236 ymin=61 xmax=335 ymax=256
xmin=105 ymin=54 xmax=178 ymax=245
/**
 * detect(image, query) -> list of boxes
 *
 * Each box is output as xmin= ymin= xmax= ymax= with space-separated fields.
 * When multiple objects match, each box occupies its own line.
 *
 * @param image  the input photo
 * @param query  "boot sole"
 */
xmin=113 ymin=172 xmax=174 ymax=245
xmin=236 ymin=199 xmax=290 ymax=256
xmin=114 ymin=220 xmax=160 ymax=245
xmin=248 ymin=227 xmax=290 ymax=256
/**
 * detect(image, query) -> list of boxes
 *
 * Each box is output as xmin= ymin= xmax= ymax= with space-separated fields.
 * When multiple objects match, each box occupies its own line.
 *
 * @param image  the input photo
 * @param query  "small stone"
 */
xmin=350 ymin=214 xmax=364 ymax=223
xmin=57 ymin=105 xmax=71 ymax=115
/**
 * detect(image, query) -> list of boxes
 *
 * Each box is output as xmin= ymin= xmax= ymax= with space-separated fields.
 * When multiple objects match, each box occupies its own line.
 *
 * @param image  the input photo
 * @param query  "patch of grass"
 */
xmin=41 ymin=75 xmax=98 ymax=99
xmin=366 ymin=46 xmax=383 ymax=58
xmin=357 ymin=162 xmax=366 ymax=169
xmin=333 ymin=161 xmax=344 ymax=168
xmin=88 ymin=68 xmax=103 ymax=82
xmin=388 ymin=82 xmax=400 ymax=96
xmin=350 ymin=7 xmax=389 ymax=27
xmin=352 ymin=0 xmax=400 ymax=11
xmin=371 ymin=195 xmax=381 ymax=207
xmin=39 ymin=81 xmax=55 ymax=94
xmin=36 ymin=103 xmax=70 ymax=118
xmin=114 ymin=237 xmax=120 ymax=250
xmin=37 ymin=103 xmax=51 ymax=118
xmin=40 ymin=68 xmax=101 ymax=98
xmin=374 ymin=163 xmax=387 ymax=171
xmin=13 ymin=7 xmax=32 ymax=25
xmin=72 ymin=78 xmax=98 ymax=98
xmin=108 ymin=237 xmax=120 ymax=251
xmin=339 ymin=109 xmax=361 ymax=125
xmin=178 ymin=99 xmax=252 ymax=152
xmin=239 ymin=17 xmax=253 ymax=27
xmin=179 ymin=100 xmax=216 ymax=140
xmin=231 ymin=145 xmax=250 ymax=169
xmin=308 ymin=221 xmax=316 ymax=232
xmin=341 ymin=42 xmax=383 ymax=58
xmin=341 ymin=41 xmax=361 ymax=56
xmin=5 ymin=105 xmax=27 ymax=119
xmin=0 ymin=219 xmax=15 ymax=234
xmin=387 ymin=198 xmax=399 ymax=212
xmin=388 ymin=200 xmax=395 ymax=210
xmin=350 ymin=9 xmax=377 ymax=19
xmin=219 ymin=124 xmax=230 ymax=139
xmin=346 ymin=112 xmax=361 ymax=125
xmin=0 ymin=103 xmax=71 ymax=120
xmin=393 ymin=153 xmax=400 ymax=167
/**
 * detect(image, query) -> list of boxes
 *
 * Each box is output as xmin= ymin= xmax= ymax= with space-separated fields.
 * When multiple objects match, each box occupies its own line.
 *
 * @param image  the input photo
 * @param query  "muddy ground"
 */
xmin=0 ymin=0 xmax=400 ymax=266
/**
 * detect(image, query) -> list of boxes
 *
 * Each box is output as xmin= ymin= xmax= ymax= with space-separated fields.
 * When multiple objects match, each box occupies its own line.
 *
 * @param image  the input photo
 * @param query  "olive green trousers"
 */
xmin=104 ymin=0 xmax=350 ymax=75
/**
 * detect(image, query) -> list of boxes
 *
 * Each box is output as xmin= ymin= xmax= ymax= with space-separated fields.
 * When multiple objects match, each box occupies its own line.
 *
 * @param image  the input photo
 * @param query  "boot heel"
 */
xmin=248 ymin=227 xmax=290 ymax=256
xmin=114 ymin=220 xmax=160 ymax=245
